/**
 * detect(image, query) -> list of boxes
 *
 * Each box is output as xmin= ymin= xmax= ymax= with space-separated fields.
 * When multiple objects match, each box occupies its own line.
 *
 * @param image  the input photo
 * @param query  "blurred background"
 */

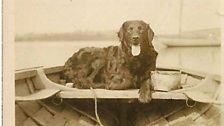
xmin=15 ymin=0 xmax=222 ymax=75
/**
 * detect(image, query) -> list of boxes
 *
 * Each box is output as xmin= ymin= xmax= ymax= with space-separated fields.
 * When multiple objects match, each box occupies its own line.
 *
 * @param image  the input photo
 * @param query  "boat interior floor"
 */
xmin=16 ymin=98 xmax=224 ymax=126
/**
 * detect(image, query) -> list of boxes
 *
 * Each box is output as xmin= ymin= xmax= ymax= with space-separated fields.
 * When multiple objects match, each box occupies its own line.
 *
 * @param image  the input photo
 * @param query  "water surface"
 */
xmin=15 ymin=40 xmax=220 ymax=75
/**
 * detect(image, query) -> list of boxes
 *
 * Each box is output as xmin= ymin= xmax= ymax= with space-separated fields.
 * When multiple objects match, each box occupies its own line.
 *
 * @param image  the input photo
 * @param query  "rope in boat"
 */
xmin=64 ymin=101 xmax=99 ymax=122
xmin=90 ymin=87 xmax=104 ymax=126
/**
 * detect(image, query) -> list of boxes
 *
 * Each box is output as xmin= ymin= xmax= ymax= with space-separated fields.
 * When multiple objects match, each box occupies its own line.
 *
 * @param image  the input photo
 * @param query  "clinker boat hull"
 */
xmin=15 ymin=66 xmax=223 ymax=126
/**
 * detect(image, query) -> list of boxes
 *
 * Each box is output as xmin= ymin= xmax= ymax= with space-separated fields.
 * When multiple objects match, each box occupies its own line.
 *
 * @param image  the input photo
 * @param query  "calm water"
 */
xmin=15 ymin=41 xmax=221 ymax=75
xmin=15 ymin=41 xmax=120 ymax=69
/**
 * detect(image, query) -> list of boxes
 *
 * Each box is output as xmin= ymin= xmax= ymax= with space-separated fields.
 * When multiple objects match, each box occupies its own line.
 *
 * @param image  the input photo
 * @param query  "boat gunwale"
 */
xmin=15 ymin=66 xmax=64 ymax=80
xmin=15 ymin=65 xmax=221 ymax=82
xmin=15 ymin=66 xmax=221 ymax=102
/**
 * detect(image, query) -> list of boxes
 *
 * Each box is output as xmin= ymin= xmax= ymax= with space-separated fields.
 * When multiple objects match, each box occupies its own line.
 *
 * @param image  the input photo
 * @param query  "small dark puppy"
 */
xmin=61 ymin=20 xmax=157 ymax=103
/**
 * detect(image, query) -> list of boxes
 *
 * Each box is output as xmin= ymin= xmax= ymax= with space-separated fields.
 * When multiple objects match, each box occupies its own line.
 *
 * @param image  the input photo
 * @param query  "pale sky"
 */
xmin=15 ymin=0 xmax=220 ymax=35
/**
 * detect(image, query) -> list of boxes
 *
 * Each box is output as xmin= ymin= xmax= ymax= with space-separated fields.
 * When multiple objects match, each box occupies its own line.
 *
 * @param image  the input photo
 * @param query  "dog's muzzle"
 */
xmin=130 ymin=34 xmax=141 ymax=56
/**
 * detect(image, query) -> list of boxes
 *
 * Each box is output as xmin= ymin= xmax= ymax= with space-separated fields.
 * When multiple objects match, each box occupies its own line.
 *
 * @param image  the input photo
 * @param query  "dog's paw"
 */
xmin=106 ymin=83 xmax=119 ymax=90
xmin=138 ymin=87 xmax=152 ymax=103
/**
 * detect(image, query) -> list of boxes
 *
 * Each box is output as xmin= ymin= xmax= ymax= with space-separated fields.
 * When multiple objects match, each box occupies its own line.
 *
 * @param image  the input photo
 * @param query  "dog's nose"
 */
xmin=132 ymin=36 xmax=139 ymax=40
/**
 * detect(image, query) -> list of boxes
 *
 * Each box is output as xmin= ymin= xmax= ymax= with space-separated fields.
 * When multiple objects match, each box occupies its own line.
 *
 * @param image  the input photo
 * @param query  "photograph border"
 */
xmin=3 ymin=0 xmax=224 ymax=126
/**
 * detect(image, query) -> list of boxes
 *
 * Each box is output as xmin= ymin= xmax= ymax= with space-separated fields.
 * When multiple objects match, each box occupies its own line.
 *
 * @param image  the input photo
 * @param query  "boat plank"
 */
xmin=184 ymin=75 xmax=201 ymax=86
xmin=78 ymin=115 xmax=96 ymax=126
xmin=151 ymin=117 xmax=169 ymax=126
xmin=15 ymin=66 xmax=63 ymax=81
xmin=33 ymin=107 xmax=53 ymax=125
xmin=44 ymin=66 xmax=64 ymax=74
xmin=15 ymin=104 xmax=28 ymax=126
xmin=167 ymin=110 xmax=185 ymax=122
xmin=147 ymin=111 xmax=162 ymax=123
xmin=60 ymin=106 xmax=81 ymax=120
xmin=194 ymin=103 xmax=211 ymax=112
xmin=194 ymin=114 xmax=208 ymax=125
xmin=204 ymin=105 xmax=221 ymax=118
xmin=15 ymin=70 xmax=37 ymax=80
xmin=161 ymin=101 xmax=185 ymax=118
xmin=26 ymin=78 xmax=35 ymax=93
xmin=17 ymin=101 xmax=42 ymax=116
xmin=169 ymin=117 xmax=196 ymax=126
xmin=15 ymin=79 xmax=30 ymax=96
xmin=46 ymin=114 xmax=67 ymax=126
xmin=149 ymin=101 xmax=185 ymax=125
xmin=58 ymin=89 xmax=187 ymax=99
xmin=15 ymin=89 xmax=60 ymax=101
xmin=134 ymin=111 xmax=149 ymax=126
xmin=38 ymin=101 xmax=57 ymax=115
xmin=65 ymin=119 xmax=80 ymax=126
xmin=46 ymin=73 xmax=61 ymax=83
xmin=41 ymin=99 xmax=65 ymax=113
xmin=191 ymin=103 xmax=215 ymax=121
xmin=158 ymin=67 xmax=221 ymax=82
xmin=206 ymin=113 xmax=222 ymax=126
xmin=181 ymin=68 xmax=221 ymax=82
xmin=22 ymin=118 xmax=39 ymax=126
xmin=182 ymin=107 xmax=201 ymax=120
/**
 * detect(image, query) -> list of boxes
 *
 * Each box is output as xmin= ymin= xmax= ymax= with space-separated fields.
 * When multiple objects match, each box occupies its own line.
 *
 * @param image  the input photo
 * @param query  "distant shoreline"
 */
xmin=15 ymin=31 xmax=118 ymax=42
xmin=15 ymin=39 xmax=117 ymax=42
xmin=15 ymin=28 xmax=220 ymax=42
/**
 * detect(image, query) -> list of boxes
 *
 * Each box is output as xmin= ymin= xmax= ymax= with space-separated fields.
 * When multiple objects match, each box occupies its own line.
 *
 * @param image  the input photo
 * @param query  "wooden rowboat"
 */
xmin=15 ymin=66 xmax=223 ymax=126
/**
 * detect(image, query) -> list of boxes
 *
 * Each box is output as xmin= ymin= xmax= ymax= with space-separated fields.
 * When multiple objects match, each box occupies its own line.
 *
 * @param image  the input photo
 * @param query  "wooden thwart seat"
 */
xmin=58 ymin=89 xmax=188 ymax=99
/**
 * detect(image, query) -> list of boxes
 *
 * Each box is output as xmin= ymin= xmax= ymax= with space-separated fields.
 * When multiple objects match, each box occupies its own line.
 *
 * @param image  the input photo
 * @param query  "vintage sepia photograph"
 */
xmin=7 ymin=0 xmax=224 ymax=125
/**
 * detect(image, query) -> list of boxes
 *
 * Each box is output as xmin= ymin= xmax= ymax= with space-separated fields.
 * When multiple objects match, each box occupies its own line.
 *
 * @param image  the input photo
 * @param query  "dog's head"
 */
xmin=118 ymin=20 xmax=154 ymax=56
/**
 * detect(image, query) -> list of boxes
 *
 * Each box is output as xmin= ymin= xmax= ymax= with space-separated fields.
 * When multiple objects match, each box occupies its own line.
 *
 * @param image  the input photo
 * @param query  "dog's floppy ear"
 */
xmin=147 ymin=24 xmax=154 ymax=45
xmin=117 ymin=22 xmax=125 ymax=42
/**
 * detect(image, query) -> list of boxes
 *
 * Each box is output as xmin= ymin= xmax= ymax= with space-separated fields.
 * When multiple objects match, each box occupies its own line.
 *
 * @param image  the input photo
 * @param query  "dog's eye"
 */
xmin=129 ymin=27 xmax=133 ymax=31
xmin=138 ymin=26 xmax=142 ymax=30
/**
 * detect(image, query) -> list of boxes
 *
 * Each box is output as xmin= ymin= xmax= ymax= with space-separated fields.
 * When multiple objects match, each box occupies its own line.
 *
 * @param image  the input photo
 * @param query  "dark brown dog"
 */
xmin=61 ymin=20 xmax=157 ymax=103
xmin=118 ymin=20 xmax=158 ymax=103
